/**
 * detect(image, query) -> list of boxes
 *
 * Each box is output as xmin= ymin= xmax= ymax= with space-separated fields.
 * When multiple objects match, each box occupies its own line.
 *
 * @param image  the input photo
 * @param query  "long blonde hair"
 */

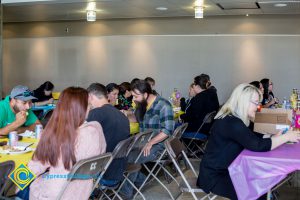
xmin=215 ymin=83 xmax=261 ymax=126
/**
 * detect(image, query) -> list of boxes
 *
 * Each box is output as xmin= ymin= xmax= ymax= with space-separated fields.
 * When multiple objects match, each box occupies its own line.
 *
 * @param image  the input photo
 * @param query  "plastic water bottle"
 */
xmin=282 ymin=97 xmax=287 ymax=109
xmin=286 ymin=100 xmax=291 ymax=109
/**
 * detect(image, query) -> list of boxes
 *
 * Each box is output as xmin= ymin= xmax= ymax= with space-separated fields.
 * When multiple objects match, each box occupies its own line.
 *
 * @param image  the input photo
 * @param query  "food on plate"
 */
xmin=0 ymin=145 xmax=22 ymax=152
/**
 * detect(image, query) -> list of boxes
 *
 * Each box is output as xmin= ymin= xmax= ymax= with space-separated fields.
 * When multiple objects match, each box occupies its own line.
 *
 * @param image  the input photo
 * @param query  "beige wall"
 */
xmin=3 ymin=16 xmax=300 ymax=103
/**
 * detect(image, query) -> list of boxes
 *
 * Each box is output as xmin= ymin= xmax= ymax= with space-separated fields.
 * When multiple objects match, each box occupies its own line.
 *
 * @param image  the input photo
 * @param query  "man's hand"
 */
xmin=15 ymin=111 xmax=27 ymax=127
xmin=143 ymin=141 xmax=153 ymax=157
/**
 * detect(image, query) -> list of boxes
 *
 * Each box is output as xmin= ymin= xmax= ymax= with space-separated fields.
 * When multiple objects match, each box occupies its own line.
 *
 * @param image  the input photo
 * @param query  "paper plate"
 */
xmin=0 ymin=147 xmax=33 ymax=155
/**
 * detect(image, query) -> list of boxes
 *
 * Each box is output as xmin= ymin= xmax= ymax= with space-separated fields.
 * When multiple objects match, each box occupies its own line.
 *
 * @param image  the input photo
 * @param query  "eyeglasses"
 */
xmin=250 ymin=101 xmax=260 ymax=106
xmin=14 ymin=91 xmax=34 ymax=98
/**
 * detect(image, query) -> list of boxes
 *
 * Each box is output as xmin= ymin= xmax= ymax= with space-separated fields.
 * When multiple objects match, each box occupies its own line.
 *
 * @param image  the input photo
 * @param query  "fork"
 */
xmin=24 ymin=143 xmax=34 ymax=151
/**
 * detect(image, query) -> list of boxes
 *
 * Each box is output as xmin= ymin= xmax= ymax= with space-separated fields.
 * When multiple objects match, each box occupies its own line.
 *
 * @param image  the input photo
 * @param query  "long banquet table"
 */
xmin=229 ymin=142 xmax=300 ymax=200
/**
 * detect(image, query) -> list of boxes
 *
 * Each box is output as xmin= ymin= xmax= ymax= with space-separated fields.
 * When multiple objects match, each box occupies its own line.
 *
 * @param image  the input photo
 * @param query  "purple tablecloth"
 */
xmin=229 ymin=142 xmax=300 ymax=200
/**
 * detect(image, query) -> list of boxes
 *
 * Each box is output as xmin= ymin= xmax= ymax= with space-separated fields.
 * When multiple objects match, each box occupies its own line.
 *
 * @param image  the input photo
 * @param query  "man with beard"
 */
xmin=0 ymin=85 xmax=40 ymax=136
xmin=120 ymin=80 xmax=174 ymax=199
xmin=86 ymin=83 xmax=130 ymax=187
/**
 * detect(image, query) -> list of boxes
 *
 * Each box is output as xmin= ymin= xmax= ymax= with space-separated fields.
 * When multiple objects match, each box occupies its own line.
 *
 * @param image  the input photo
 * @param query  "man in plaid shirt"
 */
xmin=120 ymin=80 xmax=174 ymax=199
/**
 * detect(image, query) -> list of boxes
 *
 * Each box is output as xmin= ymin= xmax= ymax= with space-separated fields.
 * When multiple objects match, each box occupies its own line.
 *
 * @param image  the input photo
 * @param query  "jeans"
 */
xmin=119 ymin=144 xmax=164 ymax=197
xmin=16 ymin=186 xmax=30 ymax=200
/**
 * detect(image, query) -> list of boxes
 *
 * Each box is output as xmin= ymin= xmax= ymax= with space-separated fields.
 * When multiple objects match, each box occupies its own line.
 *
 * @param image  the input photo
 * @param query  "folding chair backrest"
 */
xmin=196 ymin=111 xmax=217 ymax=133
xmin=131 ymin=129 xmax=154 ymax=151
xmin=165 ymin=137 xmax=186 ymax=159
xmin=41 ymin=109 xmax=54 ymax=127
xmin=0 ymin=161 xmax=15 ymax=196
xmin=112 ymin=136 xmax=135 ymax=159
xmin=57 ymin=153 xmax=112 ymax=200
xmin=203 ymin=111 xmax=216 ymax=124
xmin=67 ymin=152 xmax=112 ymax=181
xmin=165 ymin=138 xmax=198 ymax=184
xmin=172 ymin=123 xmax=188 ymax=139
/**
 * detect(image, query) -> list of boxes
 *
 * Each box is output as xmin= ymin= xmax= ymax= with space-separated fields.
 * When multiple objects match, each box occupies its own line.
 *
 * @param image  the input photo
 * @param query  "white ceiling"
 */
xmin=2 ymin=0 xmax=300 ymax=22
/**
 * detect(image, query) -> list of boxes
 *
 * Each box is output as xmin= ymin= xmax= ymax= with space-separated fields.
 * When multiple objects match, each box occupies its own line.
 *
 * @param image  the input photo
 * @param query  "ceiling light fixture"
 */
xmin=86 ymin=2 xmax=96 ymax=22
xmin=156 ymin=7 xmax=168 ymax=11
xmin=194 ymin=0 xmax=204 ymax=19
xmin=87 ymin=10 xmax=96 ymax=22
xmin=274 ymin=3 xmax=287 ymax=7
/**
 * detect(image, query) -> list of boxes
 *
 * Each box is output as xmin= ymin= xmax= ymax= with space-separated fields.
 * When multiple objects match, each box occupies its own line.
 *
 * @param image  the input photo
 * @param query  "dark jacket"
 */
xmin=180 ymin=88 xmax=219 ymax=133
xmin=197 ymin=115 xmax=272 ymax=199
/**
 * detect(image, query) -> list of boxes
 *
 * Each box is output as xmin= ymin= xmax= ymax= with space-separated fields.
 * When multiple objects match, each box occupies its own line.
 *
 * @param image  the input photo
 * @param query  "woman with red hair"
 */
xmin=27 ymin=87 xmax=106 ymax=200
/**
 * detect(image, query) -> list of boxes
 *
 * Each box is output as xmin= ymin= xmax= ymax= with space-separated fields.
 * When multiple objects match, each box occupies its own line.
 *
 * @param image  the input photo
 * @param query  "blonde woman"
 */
xmin=197 ymin=83 xmax=300 ymax=200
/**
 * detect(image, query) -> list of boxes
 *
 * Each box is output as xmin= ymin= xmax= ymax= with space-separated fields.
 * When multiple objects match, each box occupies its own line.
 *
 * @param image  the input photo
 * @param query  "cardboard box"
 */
xmin=254 ymin=109 xmax=292 ymax=134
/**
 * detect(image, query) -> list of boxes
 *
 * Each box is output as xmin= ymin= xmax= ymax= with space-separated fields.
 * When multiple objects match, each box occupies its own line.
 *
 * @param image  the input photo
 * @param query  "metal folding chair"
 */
xmin=130 ymin=124 xmax=189 ymax=200
xmin=141 ymin=123 xmax=189 ymax=184
xmin=0 ymin=161 xmax=15 ymax=199
xmin=165 ymin=137 xmax=217 ymax=200
xmin=173 ymin=123 xmax=188 ymax=139
xmin=95 ymin=136 xmax=136 ymax=200
xmin=114 ymin=130 xmax=154 ymax=200
xmin=56 ymin=152 xmax=112 ymax=200
xmin=268 ymin=172 xmax=296 ymax=200
xmin=181 ymin=111 xmax=216 ymax=159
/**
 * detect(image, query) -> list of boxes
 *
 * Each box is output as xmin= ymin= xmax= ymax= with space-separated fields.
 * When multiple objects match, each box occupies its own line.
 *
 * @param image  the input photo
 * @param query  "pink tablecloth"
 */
xmin=228 ymin=142 xmax=300 ymax=200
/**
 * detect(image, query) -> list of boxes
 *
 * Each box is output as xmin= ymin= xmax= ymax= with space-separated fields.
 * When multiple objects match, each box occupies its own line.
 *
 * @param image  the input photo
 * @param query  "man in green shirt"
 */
xmin=0 ymin=85 xmax=41 ymax=136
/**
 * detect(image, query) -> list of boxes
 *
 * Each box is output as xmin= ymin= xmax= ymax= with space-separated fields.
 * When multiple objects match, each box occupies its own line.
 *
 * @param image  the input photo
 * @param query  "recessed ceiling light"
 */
xmin=246 ymin=14 xmax=249 ymax=17
xmin=274 ymin=3 xmax=287 ymax=7
xmin=156 ymin=7 xmax=168 ymax=11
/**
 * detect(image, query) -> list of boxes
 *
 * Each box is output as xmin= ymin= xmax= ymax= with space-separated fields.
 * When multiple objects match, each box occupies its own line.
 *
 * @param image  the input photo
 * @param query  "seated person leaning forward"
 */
xmin=0 ymin=85 xmax=41 ymax=136
xmin=32 ymin=81 xmax=54 ymax=106
xmin=87 ymin=83 xmax=130 ymax=187
xmin=17 ymin=87 xmax=106 ymax=200
xmin=197 ymin=83 xmax=300 ymax=200
xmin=180 ymin=74 xmax=219 ymax=138
xmin=120 ymin=80 xmax=175 ymax=199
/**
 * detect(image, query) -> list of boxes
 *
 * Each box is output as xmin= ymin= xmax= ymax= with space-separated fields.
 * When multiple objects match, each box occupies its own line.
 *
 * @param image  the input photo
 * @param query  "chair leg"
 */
xmin=113 ymin=173 xmax=146 ymax=200
xmin=135 ymin=163 xmax=175 ymax=200
xmin=159 ymin=163 xmax=179 ymax=186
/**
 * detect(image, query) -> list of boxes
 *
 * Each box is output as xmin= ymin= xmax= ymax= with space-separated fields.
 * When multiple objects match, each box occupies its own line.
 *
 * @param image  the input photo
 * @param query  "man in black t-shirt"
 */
xmin=87 ymin=83 xmax=130 ymax=185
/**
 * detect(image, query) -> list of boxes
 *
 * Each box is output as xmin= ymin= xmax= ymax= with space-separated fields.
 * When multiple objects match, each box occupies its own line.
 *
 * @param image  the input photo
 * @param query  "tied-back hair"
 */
xmin=33 ymin=87 xmax=89 ymax=170
xmin=131 ymin=80 xmax=153 ymax=96
xmin=215 ymin=83 xmax=262 ymax=126
xmin=194 ymin=74 xmax=211 ymax=90
xmin=145 ymin=77 xmax=155 ymax=85
xmin=249 ymin=81 xmax=260 ymax=89
xmin=131 ymin=80 xmax=153 ymax=122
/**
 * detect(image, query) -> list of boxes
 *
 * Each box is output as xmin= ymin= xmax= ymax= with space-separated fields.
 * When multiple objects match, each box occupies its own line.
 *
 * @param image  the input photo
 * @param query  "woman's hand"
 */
xmin=270 ymin=98 xmax=276 ymax=105
xmin=285 ymin=131 xmax=300 ymax=143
